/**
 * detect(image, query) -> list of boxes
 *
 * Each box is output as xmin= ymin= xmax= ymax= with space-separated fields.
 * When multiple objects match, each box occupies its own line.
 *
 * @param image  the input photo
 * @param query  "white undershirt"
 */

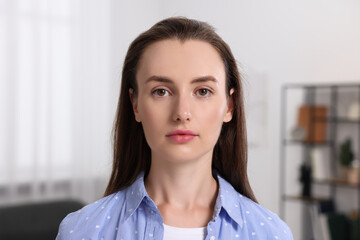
xmin=163 ymin=224 xmax=207 ymax=240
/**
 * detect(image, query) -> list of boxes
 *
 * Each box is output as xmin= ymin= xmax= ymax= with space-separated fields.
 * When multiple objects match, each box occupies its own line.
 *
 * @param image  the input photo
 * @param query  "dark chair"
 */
xmin=0 ymin=199 xmax=84 ymax=240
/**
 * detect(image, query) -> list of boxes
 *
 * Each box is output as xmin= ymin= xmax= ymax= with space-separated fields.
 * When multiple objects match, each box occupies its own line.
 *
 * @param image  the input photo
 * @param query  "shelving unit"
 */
xmin=279 ymin=83 xmax=360 ymax=239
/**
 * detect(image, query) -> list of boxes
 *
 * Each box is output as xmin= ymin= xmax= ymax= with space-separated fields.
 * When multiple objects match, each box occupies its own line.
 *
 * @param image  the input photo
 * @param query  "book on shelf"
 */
xmin=309 ymin=200 xmax=359 ymax=240
xmin=327 ymin=213 xmax=351 ymax=240
xmin=297 ymin=105 xmax=327 ymax=143
xmin=309 ymin=200 xmax=334 ymax=240
xmin=311 ymin=147 xmax=331 ymax=181
xmin=350 ymin=218 xmax=359 ymax=240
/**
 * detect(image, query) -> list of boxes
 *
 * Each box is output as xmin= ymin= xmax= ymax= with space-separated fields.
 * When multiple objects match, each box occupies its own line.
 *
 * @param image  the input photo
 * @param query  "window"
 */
xmin=0 ymin=0 xmax=113 ymax=204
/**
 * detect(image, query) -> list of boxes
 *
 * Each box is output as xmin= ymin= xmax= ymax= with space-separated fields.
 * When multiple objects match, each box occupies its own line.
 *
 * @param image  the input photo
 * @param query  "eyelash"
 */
xmin=195 ymin=88 xmax=213 ymax=97
xmin=152 ymin=88 xmax=171 ymax=97
xmin=151 ymin=88 xmax=214 ymax=97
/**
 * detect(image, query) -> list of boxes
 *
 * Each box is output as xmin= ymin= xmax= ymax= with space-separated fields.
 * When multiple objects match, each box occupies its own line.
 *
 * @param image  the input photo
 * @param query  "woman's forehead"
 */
xmin=136 ymin=39 xmax=226 ymax=85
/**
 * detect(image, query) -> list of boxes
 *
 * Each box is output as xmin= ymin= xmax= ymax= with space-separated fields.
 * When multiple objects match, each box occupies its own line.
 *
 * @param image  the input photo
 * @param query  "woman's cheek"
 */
xmin=202 ymin=101 xmax=227 ymax=121
xmin=140 ymin=101 xmax=166 ymax=141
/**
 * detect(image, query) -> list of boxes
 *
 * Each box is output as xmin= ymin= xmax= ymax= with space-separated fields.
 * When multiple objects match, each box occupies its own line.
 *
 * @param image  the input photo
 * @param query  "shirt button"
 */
xmin=210 ymin=236 xmax=215 ymax=240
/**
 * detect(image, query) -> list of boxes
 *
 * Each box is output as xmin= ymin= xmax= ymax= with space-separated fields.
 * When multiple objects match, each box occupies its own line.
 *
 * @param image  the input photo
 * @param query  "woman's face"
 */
xmin=131 ymin=39 xmax=233 ymax=164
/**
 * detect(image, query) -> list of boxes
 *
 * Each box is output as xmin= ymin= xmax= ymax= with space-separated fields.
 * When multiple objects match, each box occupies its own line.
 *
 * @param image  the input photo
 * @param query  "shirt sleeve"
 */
xmin=55 ymin=217 xmax=67 ymax=240
xmin=55 ymin=211 xmax=78 ymax=240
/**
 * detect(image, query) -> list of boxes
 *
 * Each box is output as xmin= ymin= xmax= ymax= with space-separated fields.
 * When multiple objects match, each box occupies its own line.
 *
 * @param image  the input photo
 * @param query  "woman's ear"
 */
xmin=129 ymin=88 xmax=141 ymax=122
xmin=223 ymin=88 xmax=235 ymax=123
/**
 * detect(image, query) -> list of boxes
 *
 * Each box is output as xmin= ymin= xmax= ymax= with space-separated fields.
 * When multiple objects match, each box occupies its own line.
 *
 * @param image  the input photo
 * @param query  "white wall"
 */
xmin=111 ymin=1 xmax=360 ymax=238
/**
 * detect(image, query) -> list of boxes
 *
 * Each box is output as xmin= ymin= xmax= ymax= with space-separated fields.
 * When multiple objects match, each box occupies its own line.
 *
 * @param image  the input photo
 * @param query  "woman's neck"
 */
xmin=144 ymin=154 xmax=218 ymax=227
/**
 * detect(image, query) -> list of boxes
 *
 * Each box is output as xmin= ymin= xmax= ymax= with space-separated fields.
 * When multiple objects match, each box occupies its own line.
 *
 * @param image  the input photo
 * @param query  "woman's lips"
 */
xmin=166 ymin=130 xmax=198 ymax=143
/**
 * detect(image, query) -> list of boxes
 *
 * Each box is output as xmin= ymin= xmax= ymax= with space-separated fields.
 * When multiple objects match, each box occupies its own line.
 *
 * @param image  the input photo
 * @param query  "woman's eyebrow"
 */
xmin=145 ymin=76 xmax=173 ymax=84
xmin=191 ymin=75 xmax=218 ymax=84
xmin=145 ymin=75 xmax=218 ymax=84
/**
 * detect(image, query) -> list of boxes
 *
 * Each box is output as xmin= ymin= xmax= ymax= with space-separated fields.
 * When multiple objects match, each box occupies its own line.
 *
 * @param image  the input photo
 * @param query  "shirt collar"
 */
xmin=123 ymin=172 xmax=157 ymax=220
xmin=123 ymin=172 xmax=244 ymax=228
xmin=214 ymin=174 xmax=244 ymax=228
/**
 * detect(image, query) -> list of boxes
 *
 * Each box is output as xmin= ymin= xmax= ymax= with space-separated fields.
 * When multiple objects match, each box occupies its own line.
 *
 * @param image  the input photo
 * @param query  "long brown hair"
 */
xmin=104 ymin=17 xmax=257 ymax=202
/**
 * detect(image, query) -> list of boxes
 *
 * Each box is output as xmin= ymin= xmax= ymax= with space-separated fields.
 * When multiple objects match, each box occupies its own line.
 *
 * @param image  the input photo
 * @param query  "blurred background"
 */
xmin=0 ymin=0 xmax=359 ymax=239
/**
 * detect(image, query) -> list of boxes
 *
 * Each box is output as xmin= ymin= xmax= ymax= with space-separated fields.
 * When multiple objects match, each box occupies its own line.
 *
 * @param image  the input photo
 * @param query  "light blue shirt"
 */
xmin=56 ymin=173 xmax=293 ymax=240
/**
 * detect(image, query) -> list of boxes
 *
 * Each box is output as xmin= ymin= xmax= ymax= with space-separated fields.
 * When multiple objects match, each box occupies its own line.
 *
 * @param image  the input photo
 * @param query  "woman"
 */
xmin=57 ymin=17 xmax=292 ymax=240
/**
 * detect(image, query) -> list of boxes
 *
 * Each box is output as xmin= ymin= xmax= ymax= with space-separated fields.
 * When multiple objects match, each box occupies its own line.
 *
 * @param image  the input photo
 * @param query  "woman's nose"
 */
xmin=172 ymin=94 xmax=192 ymax=122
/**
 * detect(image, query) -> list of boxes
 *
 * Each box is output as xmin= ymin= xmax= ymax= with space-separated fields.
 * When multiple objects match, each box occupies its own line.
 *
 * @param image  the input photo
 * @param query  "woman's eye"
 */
xmin=196 ymin=88 xmax=212 ymax=97
xmin=153 ymin=89 xmax=169 ymax=97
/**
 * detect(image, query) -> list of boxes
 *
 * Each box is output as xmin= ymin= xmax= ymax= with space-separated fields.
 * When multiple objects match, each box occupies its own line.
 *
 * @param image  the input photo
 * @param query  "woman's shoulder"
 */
xmin=236 ymin=194 xmax=293 ymax=239
xmin=238 ymin=195 xmax=287 ymax=224
xmin=64 ymin=191 xmax=126 ymax=222
xmin=56 ymin=191 xmax=127 ymax=239
xmin=217 ymin=175 xmax=292 ymax=239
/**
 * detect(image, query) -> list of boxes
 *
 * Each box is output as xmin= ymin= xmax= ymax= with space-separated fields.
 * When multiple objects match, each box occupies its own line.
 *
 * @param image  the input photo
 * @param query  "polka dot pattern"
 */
xmin=54 ymin=172 xmax=293 ymax=240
